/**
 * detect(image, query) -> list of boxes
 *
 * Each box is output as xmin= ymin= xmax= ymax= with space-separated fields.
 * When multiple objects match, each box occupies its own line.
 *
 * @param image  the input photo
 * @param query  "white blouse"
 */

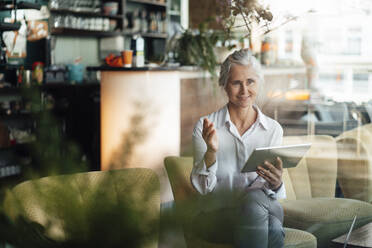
xmin=191 ymin=104 xmax=286 ymax=210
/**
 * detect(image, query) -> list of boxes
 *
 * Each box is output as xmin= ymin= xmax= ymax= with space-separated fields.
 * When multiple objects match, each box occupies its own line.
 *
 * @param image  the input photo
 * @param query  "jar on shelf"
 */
xmin=32 ymin=61 xmax=44 ymax=85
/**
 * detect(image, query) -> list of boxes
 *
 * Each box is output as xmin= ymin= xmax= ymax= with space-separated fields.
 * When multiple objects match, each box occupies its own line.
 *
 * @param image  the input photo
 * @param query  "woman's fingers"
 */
xmin=261 ymin=158 xmax=283 ymax=175
xmin=205 ymin=128 xmax=213 ymax=138
xmin=257 ymin=169 xmax=280 ymax=188
xmin=203 ymin=120 xmax=215 ymax=139
xmin=203 ymin=118 xmax=209 ymax=130
xmin=202 ymin=118 xmax=218 ymax=152
xmin=257 ymin=170 xmax=275 ymax=184
xmin=276 ymin=157 xmax=283 ymax=170
xmin=257 ymin=158 xmax=283 ymax=189
xmin=257 ymin=167 xmax=277 ymax=181
xmin=203 ymin=127 xmax=214 ymax=141
xmin=203 ymin=118 xmax=213 ymax=131
xmin=205 ymin=124 xmax=215 ymax=137
xmin=264 ymin=162 xmax=281 ymax=177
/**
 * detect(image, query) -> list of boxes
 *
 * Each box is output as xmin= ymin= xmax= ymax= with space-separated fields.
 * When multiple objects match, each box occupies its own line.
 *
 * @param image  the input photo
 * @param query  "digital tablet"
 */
xmin=241 ymin=143 xmax=312 ymax=173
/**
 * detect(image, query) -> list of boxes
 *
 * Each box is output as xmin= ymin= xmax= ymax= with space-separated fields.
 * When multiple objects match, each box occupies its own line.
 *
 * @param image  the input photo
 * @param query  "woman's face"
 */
xmin=225 ymin=64 xmax=260 ymax=109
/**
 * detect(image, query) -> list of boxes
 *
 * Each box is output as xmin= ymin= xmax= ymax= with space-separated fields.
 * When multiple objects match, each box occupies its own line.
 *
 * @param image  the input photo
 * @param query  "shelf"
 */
xmin=0 ymin=164 xmax=22 ymax=178
xmin=50 ymin=9 xmax=124 ymax=19
xmin=0 ymin=143 xmax=33 ymax=179
xmin=0 ymin=113 xmax=33 ymax=121
xmin=0 ymin=22 xmax=21 ymax=32
xmin=141 ymin=32 xmax=168 ymax=38
xmin=0 ymin=1 xmax=41 ymax=11
xmin=51 ymin=28 xmax=122 ymax=37
xmin=123 ymin=31 xmax=168 ymax=38
xmin=0 ymin=87 xmax=22 ymax=95
xmin=168 ymin=10 xmax=180 ymax=16
xmin=127 ymin=0 xmax=167 ymax=7
xmin=0 ymin=84 xmax=99 ymax=93
xmin=0 ymin=64 xmax=32 ymax=70
xmin=41 ymin=82 xmax=100 ymax=89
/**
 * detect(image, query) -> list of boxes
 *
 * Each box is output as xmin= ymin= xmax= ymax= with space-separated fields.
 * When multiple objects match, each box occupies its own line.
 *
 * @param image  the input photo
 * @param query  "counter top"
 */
xmin=87 ymin=65 xmax=306 ymax=74
xmin=87 ymin=66 xmax=180 ymax=71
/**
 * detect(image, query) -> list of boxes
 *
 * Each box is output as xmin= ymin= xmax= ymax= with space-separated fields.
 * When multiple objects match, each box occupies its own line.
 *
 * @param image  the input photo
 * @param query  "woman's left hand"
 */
xmin=256 ymin=157 xmax=283 ymax=191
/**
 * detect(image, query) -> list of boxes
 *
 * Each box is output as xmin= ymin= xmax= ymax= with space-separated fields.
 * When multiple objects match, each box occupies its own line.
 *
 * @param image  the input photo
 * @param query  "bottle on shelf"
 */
xmin=161 ymin=12 xmax=167 ymax=33
xmin=132 ymin=9 xmax=141 ymax=33
xmin=93 ymin=0 xmax=101 ymax=12
xmin=49 ymin=0 xmax=59 ymax=9
xmin=124 ymin=13 xmax=129 ymax=29
xmin=156 ymin=12 xmax=162 ymax=33
xmin=17 ymin=66 xmax=24 ymax=86
xmin=1 ymin=44 xmax=7 ymax=65
xmin=132 ymin=35 xmax=145 ymax=67
xmin=140 ymin=9 xmax=148 ymax=33
xmin=149 ymin=12 xmax=157 ymax=33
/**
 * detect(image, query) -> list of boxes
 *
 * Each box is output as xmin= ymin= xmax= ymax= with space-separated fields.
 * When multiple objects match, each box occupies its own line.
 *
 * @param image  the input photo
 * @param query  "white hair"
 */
xmin=219 ymin=49 xmax=264 ymax=88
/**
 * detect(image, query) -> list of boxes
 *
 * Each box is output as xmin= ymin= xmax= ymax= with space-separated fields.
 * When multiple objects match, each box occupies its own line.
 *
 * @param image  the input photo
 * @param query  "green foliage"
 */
xmin=175 ymin=22 xmax=220 ymax=78
xmin=20 ymin=86 xmax=88 ymax=178
xmin=0 ymin=85 xmax=90 ymax=246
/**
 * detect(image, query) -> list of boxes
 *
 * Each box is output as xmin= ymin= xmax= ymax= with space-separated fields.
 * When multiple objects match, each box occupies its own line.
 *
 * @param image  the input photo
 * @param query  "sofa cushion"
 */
xmin=183 ymin=227 xmax=316 ymax=248
xmin=336 ymin=125 xmax=372 ymax=202
xmin=283 ymin=136 xmax=312 ymax=199
xmin=284 ymin=228 xmax=317 ymax=248
xmin=362 ymin=123 xmax=372 ymax=134
xmin=281 ymin=197 xmax=372 ymax=248
xmin=282 ymin=169 xmax=297 ymax=200
xmin=283 ymin=135 xmax=338 ymax=199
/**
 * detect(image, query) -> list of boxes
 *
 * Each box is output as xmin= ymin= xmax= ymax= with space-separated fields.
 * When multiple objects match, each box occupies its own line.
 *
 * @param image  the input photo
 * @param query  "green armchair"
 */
xmin=164 ymin=156 xmax=317 ymax=248
xmin=3 ymin=168 xmax=160 ymax=248
xmin=281 ymin=135 xmax=372 ymax=248
xmin=336 ymin=123 xmax=372 ymax=203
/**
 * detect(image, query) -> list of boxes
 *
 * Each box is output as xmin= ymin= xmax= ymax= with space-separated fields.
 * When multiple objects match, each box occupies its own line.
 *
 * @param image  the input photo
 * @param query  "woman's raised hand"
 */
xmin=202 ymin=118 xmax=218 ymax=153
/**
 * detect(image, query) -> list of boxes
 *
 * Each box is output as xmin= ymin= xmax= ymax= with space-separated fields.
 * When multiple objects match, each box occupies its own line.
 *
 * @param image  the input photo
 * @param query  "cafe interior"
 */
xmin=1 ymin=0 xmax=372 ymax=247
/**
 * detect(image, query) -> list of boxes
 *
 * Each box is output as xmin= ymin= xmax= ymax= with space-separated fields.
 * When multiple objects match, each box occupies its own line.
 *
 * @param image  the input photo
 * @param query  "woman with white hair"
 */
xmin=191 ymin=49 xmax=286 ymax=248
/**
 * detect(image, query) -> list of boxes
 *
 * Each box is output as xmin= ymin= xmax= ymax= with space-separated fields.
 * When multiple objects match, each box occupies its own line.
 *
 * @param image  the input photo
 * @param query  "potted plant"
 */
xmin=170 ymin=22 xmax=220 ymax=77
xmin=165 ymin=0 xmax=305 ymax=77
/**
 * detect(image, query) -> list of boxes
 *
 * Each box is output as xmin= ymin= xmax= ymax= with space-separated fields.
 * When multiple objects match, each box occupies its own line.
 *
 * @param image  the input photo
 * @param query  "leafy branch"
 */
xmin=216 ymin=0 xmax=313 ymax=41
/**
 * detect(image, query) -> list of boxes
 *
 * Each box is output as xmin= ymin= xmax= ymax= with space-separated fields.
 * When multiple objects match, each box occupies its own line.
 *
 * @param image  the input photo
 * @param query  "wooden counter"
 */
xmin=99 ymin=68 xmax=180 ymax=202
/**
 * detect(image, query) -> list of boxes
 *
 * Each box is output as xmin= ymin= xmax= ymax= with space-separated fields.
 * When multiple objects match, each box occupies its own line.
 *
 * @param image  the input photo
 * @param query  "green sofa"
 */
xmin=164 ymin=134 xmax=372 ymax=248
xmin=164 ymin=156 xmax=317 ymax=248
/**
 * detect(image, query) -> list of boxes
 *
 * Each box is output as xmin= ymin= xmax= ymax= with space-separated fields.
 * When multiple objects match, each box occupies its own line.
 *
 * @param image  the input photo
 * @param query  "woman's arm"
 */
xmin=190 ymin=118 xmax=219 ymax=195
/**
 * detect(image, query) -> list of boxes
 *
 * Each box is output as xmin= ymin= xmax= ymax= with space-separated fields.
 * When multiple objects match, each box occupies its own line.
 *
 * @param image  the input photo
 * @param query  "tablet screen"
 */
xmin=241 ymin=143 xmax=311 ymax=173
